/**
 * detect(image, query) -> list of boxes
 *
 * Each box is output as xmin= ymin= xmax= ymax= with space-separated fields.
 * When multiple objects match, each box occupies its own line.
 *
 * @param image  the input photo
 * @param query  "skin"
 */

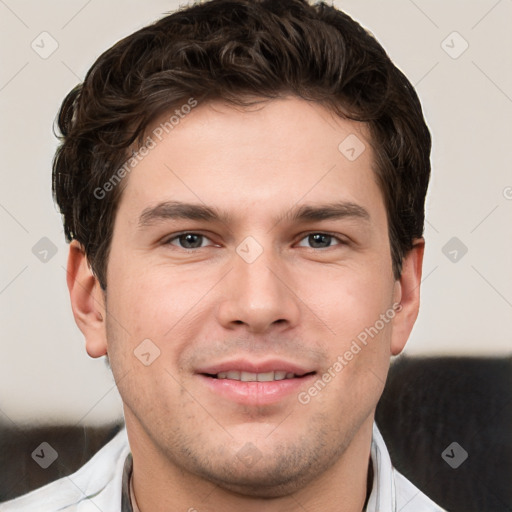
xmin=67 ymin=97 xmax=424 ymax=512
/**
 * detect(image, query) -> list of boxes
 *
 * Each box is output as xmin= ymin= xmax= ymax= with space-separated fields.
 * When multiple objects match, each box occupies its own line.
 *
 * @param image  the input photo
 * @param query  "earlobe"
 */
xmin=67 ymin=240 xmax=108 ymax=358
xmin=390 ymin=238 xmax=425 ymax=356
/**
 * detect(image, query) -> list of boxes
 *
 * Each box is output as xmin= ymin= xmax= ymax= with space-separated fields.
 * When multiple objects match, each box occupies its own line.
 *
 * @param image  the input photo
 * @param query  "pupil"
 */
xmin=310 ymin=233 xmax=330 ymax=248
xmin=180 ymin=234 xmax=202 ymax=248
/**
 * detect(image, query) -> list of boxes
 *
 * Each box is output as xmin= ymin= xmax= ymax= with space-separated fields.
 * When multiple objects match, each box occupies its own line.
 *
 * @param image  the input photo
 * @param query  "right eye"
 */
xmin=165 ymin=232 xmax=215 ymax=249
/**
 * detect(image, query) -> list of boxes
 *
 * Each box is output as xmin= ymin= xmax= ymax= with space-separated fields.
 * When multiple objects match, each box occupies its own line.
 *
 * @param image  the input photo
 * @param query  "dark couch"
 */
xmin=1 ymin=356 xmax=511 ymax=511
xmin=375 ymin=356 xmax=512 ymax=512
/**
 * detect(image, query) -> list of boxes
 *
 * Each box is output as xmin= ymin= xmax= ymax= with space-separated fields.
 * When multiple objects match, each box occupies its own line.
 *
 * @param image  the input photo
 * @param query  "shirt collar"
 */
xmin=366 ymin=422 xmax=396 ymax=512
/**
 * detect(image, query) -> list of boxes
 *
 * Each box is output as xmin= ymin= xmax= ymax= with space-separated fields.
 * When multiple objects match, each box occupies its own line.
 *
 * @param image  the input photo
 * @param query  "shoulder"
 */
xmin=0 ymin=428 xmax=130 ymax=512
xmin=393 ymin=469 xmax=447 ymax=512
xmin=369 ymin=423 xmax=447 ymax=512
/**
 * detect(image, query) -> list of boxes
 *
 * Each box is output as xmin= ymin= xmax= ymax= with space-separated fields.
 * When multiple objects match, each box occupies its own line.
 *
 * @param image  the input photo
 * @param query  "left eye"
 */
xmin=296 ymin=233 xmax=342 ymax=249
xmin=167 ymin=233 xmax=213 ymax=249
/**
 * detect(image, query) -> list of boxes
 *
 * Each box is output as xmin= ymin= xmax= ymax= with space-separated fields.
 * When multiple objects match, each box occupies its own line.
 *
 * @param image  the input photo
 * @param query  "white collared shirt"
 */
xmin=0 ymin=423 xmax=446 ymax=511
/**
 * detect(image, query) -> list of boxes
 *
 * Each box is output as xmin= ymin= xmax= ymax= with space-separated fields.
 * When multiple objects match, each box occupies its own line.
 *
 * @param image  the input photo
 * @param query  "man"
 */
xmin=1 ymin=0 xmax=446 ymax=510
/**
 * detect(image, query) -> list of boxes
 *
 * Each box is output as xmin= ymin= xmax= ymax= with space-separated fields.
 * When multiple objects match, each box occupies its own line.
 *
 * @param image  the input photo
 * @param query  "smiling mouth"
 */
xmin=202 ymin=370 xmax=316 ymax=382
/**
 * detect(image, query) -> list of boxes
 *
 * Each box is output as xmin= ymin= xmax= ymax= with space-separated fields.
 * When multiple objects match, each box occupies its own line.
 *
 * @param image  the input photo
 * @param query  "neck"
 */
xmin=126 ymin=415 xmax=374 ymax=512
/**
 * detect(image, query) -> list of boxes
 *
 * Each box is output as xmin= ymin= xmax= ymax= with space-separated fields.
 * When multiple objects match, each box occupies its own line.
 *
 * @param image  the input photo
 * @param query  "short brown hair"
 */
xmin=52 ymin=0 xmax=431 ymax=290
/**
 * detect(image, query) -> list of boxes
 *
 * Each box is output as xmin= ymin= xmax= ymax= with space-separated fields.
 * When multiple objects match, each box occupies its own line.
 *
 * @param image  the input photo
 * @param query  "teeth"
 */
xmin=240 ymin=371 xmax=257 ymax=382
xmin=214 ymin=371 xmax=298 ymax=381
xmin=257 ymin=371 xmax=275 ymax=382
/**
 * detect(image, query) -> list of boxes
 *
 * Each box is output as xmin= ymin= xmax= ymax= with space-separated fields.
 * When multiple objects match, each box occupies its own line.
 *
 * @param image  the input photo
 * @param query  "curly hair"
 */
xmin=52 ymin=0 xmax=431 ymax=290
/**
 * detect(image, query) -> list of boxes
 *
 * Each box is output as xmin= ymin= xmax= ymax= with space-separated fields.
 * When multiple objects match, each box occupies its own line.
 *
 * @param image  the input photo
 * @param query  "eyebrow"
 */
xmin=281 ymin=202 xmax=370 ymax=224
xmin=138 ymin=201 xmax=231 ymax=228
xmin=137 ymin=200 xmax=370 ymax=229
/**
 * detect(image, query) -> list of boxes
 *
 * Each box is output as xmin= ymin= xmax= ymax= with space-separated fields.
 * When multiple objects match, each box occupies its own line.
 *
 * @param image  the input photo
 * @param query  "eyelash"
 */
xmin=164 ymin=232 xmax=347 ymax=250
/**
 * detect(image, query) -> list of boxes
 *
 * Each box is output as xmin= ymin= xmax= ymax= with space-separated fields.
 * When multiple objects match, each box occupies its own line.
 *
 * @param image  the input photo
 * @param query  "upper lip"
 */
xmin=195 ymin=359 xmax=315 ymax=376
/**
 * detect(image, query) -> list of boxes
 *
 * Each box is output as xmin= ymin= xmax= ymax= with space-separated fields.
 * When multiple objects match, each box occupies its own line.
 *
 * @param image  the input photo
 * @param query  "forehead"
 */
xmin=116 ymin=97 xmax=384 ymax=229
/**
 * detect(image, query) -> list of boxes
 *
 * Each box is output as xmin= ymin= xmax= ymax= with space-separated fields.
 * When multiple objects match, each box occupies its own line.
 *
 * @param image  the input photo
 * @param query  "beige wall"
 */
xmin=1 ymin=0 xmax=511 ymax=425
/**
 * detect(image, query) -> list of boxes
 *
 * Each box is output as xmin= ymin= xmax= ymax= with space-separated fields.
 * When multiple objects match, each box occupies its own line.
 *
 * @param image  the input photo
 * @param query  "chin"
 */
xmin=197 ymin=464 xmax=313 ymax=499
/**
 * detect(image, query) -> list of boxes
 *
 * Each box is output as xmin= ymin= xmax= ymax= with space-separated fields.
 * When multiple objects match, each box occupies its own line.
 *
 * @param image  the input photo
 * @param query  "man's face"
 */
xmin=84 ymin=97 xmax=416 ymax=496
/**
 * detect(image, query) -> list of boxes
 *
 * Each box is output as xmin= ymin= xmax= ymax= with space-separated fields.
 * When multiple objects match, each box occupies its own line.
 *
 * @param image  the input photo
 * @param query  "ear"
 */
xmin=390 ymin=238 xmax=425 ymax=356
xmin=66 ymin=240 xmax=108 ymax=358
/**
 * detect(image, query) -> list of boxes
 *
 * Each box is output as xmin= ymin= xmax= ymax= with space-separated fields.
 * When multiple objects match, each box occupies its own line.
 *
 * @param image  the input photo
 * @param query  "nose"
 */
xmin=215 ymin=243 xmax=301 ymax=334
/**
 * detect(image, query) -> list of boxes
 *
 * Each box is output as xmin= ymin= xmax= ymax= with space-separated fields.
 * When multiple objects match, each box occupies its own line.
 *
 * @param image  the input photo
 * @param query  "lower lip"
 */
xmin=197 ymin=374 xmax=316 ymax=406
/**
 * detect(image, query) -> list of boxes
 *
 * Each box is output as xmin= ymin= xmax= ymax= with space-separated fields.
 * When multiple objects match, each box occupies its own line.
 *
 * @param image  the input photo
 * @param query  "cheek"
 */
xmin=106 ymin=260 xmax=216 ymax=361
xmin=315 ymin=319 xmax=392 ymax=424
xmin=108 ymin=258 xmax=173 ymax=324
xmin=299 ymin=262 xmax=395 ymax=401
xmin=298 ymin=263 xmax=394 ymax=341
